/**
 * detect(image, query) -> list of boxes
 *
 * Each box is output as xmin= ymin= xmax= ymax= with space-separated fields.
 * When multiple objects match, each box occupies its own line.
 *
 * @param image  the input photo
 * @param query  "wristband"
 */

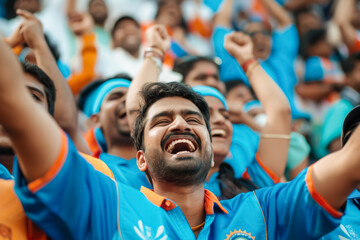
xmin=241 ymin=59 xmax=257 ymax=73
xmin=144 ymin=47 xmax=164 ymax=62
xmin=245 ymin=61 xmax=260 ymax=79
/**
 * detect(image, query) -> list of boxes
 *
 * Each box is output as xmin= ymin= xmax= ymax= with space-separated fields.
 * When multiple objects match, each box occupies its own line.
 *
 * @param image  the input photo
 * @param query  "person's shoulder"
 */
xmin=80 ymin=153 xmax=115 ymax=180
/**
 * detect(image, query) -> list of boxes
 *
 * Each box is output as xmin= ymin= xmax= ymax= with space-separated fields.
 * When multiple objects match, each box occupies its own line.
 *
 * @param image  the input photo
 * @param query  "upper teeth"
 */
xmin=212 ymin=129 xmax=226 ymax=137
xmin=166 ymin=139 xmax=195 ymax=153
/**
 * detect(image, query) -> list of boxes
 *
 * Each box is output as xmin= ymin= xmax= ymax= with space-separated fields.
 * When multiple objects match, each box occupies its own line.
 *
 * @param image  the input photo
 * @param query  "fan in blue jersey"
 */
xmin=2 ymin=25 xmax=360 ymax=240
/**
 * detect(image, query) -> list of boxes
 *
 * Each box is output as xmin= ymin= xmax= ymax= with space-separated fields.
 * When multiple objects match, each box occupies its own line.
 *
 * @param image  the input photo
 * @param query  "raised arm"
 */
xmin=0 ymin=37 xmax=62 ymax=182
xmin=15 ymin=10 xmax=91 ymax=154
xmin=334 ymin=0 xmax=358 ymax=48
xmin=312 ymin=124 xmax=360 ymax=210
xmin=225 ymin=32 xmax=291 ymax=179
xmin=259 ymin=0 xmax=292 ymax=28
xmin=126 ymin=25 xmax=170 ymax=129
xmin=213 ymin=0 xmax=233 ymax=28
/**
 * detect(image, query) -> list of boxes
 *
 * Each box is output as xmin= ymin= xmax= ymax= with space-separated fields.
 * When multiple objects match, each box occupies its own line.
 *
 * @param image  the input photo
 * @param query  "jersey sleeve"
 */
xmin=304 ymin=57 xmax=325 ymax=82
xmin=246 ymin=154 xmax=280 ymax=188
xmin=255 ymin=166 xmax=343 ymax=239
xmin=13 ymin=131 xmax=118 ymax=240
xmin=211 ymin=26 xmax=249 ymax=83
xmin=271 ymin=24 xmax=299 ymax=60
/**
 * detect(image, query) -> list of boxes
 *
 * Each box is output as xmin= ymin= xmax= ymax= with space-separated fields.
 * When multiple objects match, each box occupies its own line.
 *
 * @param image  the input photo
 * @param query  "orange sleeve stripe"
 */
xmin=255 ymin=154 xmax=280 ymax=184
xmin=84 ymin=128 xmax=102 ymax=158
xmin=28 ymin=132 xmax=68 ymax=193
xmin=305 ymin=165 xmax=343 ymax=218
xmin=68 ymin=33 xmax=97 ymax=95
xmin=80 ymin=153 xmax=115 ymax=180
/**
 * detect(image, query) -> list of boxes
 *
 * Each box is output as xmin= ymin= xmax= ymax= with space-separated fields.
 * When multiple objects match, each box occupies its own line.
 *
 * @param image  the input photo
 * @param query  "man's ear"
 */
xmin=137 ymin=150 xmax=148 ymax=172
xmin=90 ymin=114 xmax=101 ymax=127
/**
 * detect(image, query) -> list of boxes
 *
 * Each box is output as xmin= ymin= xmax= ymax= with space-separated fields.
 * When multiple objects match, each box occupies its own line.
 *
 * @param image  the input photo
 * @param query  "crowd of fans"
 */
xmin=0 ymin=0 xmax=359 ymax=239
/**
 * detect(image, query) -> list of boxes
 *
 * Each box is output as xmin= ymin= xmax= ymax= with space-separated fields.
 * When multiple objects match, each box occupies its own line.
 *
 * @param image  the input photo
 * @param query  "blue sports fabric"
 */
xmin=321 ymin=99 xmax=354 ymax=154
xmin=14 ymin=133 xmax=342 ymax=240
xmin=0 ymin=163 xmax=12 ymax=180
xmin=212 ymin=24 xmax=309 ymax=120
xmin=304 ymin=56 xmax=344 ymax=83
xmin=99 ymin=152 xmax=151 ymax=190
xmin=320 ymin=190 xmax=360 ymax=240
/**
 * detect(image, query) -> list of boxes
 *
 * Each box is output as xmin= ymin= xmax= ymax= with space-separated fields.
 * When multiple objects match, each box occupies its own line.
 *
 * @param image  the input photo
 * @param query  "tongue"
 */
xmin=171 ymin=142 xmax=191 ymax=154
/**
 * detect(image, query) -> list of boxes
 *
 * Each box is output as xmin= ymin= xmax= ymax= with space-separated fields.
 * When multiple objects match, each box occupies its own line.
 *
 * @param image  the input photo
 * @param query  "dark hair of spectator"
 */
xmin=111 ymin=16 xmax=139 ymax=37
xmin=217 ymin=163 xmax=258 ymax=199
xmin=224 ymin=79 xmax=255 ymax=97
xmin=341 ymin=53 xmax=360 ymax=75
xmin=21 ymin=62 xmax=56 ymax=116
xmin=132 ymin=81 xmax=211 ymax=151
xmin=299 ymin=28 xmax=326 ymax=59
xmin=173 ymin=56 xmax=221 ymax=83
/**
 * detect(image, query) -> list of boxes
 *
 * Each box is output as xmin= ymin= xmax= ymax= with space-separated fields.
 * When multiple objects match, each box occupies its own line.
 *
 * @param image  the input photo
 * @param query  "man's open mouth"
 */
xmin=211 ymin=129 xmax=226 ymax=138
xmin=163 ymin=135 xmax=199 ymax=154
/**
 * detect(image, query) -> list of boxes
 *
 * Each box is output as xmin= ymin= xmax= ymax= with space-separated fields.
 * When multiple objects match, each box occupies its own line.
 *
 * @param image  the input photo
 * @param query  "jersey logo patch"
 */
xmin=225 ymin=229 xmax=255 ymax=240
xmin=134 ymin=220 xmax=168 ymax=240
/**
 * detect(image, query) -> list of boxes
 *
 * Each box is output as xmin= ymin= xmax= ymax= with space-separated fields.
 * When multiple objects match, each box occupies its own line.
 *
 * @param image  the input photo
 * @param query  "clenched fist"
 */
xmin=224 ymin=32 xmax=254 ymax=65
xmin=145 ymin=24 xmax=171 ymax=54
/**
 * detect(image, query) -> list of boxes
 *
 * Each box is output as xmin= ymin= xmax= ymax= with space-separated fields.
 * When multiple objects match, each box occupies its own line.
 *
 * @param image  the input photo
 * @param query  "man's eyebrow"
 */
xmin=27 ymin=86 xmax=45 ymax=98
xmin=180 ymin=110 xmax=203 ymax=118
xmin=149 ymin=110 xmax=175 ymax=122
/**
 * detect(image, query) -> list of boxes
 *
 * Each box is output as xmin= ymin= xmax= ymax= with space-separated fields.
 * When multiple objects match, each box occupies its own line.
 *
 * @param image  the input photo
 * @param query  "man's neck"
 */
xmin=0 ymin=154 xmax=14 ymax=174
xmin=107 ymin=141 xmax=137 ymax=160
xmin=153 ymin=183 xmax=206 ymax=231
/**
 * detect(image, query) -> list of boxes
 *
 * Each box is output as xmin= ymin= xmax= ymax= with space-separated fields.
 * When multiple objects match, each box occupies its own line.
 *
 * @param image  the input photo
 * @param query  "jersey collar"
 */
xmin=140 ymin=186 xmax=228 ymax=214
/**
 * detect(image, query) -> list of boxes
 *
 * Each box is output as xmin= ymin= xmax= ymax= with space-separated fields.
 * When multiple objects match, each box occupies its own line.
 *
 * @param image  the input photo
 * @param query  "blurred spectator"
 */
xmin=321 ymin=53 xmax=360 ymax=154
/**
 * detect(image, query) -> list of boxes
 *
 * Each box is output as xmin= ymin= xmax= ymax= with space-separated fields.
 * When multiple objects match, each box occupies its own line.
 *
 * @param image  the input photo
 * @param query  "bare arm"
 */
xmin=225 ymin=32 xmax=291 ymax=178
xmin=334 ymin=0 xmax=358 ymax=48
xmin=312 ymin=125 xmax=360 ymax=209
xmin=0 ymin=38 xmax=62 ymax=182
xmin=259 ymin=0 xmax=292 ymax=28
xmin=213 ymin=0 xmax=233 ymax=28
xmin=14 ymin=10 xmax=90 ymax=154
xmin=126 ymin=25 xmax=171 ymax=129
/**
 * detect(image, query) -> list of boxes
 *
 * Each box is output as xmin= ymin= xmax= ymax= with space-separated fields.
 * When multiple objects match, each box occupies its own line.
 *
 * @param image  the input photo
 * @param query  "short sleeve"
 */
xmin=304 ymin=57 xmax=325 ymax=82
xmin=271 ymin=24 xmax=299 ymax=60
xmin=211 ymin=26 xmax=249 ymax=83
xmin=255 ymin=166 xmax=343 ymax=239
xmin=13 ymin=132 xmax=118 ymax=240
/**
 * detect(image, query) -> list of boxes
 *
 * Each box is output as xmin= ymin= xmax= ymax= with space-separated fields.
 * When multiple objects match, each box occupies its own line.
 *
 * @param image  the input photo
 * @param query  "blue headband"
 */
xmin=192 ymin=85 xmax=228 ymax=110
xmin=243 ymin=100 xmax=262 ymax=113
xmin=91 ymin=79 xmax=131 ymax=115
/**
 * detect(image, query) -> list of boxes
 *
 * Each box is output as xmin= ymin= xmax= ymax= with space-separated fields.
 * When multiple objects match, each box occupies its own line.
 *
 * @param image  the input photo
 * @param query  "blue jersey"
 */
xmin=212 ymin=24 xmax=309 ymax=120
xmin=0 ymin=163 xmax=12 ymax=180
xmin=320 ymin=190 xmax=360 ymax=240
xmin=14 ymin=133 xmax=343 ymax=239
xmin=99 ymin=152 xmax=151 ymax=190
xmin=224 ymin=124 xmax=278 ymax=188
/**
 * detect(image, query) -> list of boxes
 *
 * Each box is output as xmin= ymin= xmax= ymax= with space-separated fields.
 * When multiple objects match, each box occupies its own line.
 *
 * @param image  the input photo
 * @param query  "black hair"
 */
xmin=132 ymin=82 xmax=211 ymax=151
xmin=21 ymin=62 xmax=56 ymax=116
xmin=341 ymin=52 xmax=360 ymax=75
xmin=217 ymin=163 xmax=258 ymax=200
xmin=224 ymin=79 xmax=255 ymax=97
xmin=299 ymin=28 xmax=326 ymax=59
xmin=173 ymin=56 xmax=220 ymax=83
xmin=111 ymin=16 xmax=139 ymax=37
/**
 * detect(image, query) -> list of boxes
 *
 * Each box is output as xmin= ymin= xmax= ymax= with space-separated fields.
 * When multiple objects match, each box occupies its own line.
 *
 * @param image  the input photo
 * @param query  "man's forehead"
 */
xmin=146 ymin=97 xmax=202 ymax=119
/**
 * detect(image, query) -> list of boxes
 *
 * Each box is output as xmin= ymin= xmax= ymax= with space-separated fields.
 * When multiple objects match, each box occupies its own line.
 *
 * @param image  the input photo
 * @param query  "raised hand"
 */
xmin=16 ymin=9 xmax=45 ymax=49
xmin=68 ymin=12 xmax=94 ymax=36
xmin=145 ymin=24 xmax=171 ymax=54
xmin=224 ymin=32 xmax=254 ymax=65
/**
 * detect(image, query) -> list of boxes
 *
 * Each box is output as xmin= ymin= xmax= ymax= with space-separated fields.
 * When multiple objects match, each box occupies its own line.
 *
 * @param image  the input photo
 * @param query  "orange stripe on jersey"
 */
xmin=204 ymin=190 xmax=228 ymax=215
xmin=84 ymin=128 xmax=101 ymax=158
xmin=140 ymin=187 xmax=177 ymax=211
xmin=80 ymin=153 xmax=115 ymax=180
xmin=305 ymin=165 xmax=343 ymax=218
xmin=28 ymin=132 xmax=68 ymax=193
xmin=255 ymin=154 xmax=280 ymax=184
